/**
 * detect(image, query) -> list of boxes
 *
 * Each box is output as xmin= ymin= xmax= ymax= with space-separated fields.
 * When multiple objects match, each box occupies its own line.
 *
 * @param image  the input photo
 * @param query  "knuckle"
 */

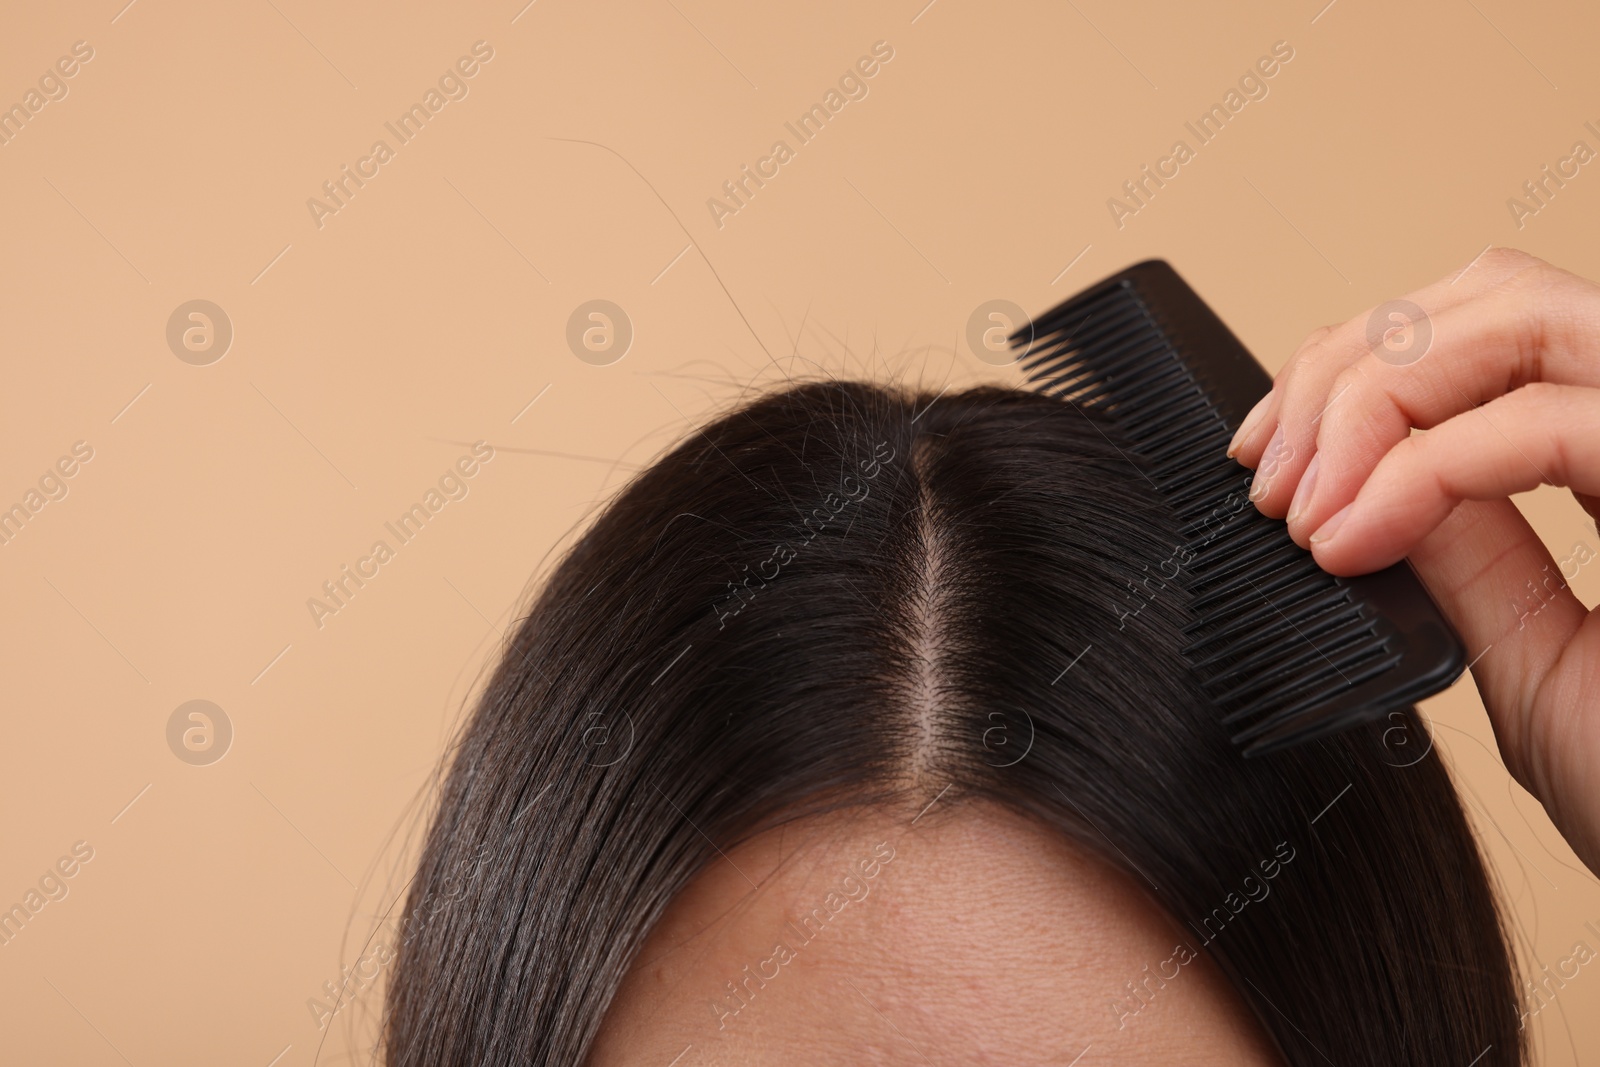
xmin=1518 ymin=379 xmax=1562 ymax=406
xmin=1293 ymin=324 xmax=1339 ymax=362
xmin=1310 ymin=366 xmax=1368 ymax=431
xmin=1391 ymin=431 xmax=1428 ymax=466
xmin=1484 ymin=246 xmax=1553 ymax=289
xmin=1328 ymin=365 xmax=1364 ymax=400
xmin=1481 ymin=246 xmax=1541 ymax=272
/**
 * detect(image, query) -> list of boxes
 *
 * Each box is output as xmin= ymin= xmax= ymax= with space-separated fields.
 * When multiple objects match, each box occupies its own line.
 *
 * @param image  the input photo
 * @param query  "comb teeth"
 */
xmin=1015 ymin=261 xmax=1466 ymax=756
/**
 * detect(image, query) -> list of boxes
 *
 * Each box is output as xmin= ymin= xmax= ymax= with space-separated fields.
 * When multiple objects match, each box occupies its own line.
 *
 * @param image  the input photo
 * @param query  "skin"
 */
xmin=1226 ymin=247 xmax=1600 ymax=873
xmin=590 ymin=796 xmax=1282 ymax=1065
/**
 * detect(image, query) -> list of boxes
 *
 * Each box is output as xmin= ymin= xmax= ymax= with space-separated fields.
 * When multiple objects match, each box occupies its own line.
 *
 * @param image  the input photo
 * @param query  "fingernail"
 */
xmin=1310 ymin=502 xmax=1351 ymax=545
xmin=1287 ymin=453 xmax=1320 ymax=525
xmin=1227 ymin=393 xmax=1273 ymax=458
xmin=1249 ymin=425 xmax=1284 ymax=500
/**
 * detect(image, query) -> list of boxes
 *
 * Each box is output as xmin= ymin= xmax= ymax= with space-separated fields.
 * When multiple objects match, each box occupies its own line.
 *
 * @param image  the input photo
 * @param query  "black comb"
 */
xmin=1012 ymin=260 xmax=1466 ymax=756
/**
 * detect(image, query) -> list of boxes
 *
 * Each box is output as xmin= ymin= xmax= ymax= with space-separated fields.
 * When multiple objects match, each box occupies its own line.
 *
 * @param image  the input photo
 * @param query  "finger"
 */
xmin=1226 ymin=246 xmax=1532 ymax=468
xmin=1235 ymin=248 xmax=1600 ymax=522
xmin=1225 ymin=327 xmax=1328 ymax=470
xmin=1402 ymin=499 xmax=1591 ymax=801
xmin=1281 ymin=276 xmax=1566 ymax=542
xmin=1307 ymin=382 xmax=1600 ymax=574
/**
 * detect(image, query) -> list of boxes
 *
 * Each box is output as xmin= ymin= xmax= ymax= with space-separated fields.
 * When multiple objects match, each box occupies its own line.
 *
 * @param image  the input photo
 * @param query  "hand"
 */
xmin=1226 ymin=248 xmax=1600 ymax=874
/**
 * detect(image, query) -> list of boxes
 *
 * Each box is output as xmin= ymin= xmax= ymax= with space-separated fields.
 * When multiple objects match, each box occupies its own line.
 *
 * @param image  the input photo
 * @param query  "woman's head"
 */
xmin=381 ymin=380 xmax=1523 ymax=1064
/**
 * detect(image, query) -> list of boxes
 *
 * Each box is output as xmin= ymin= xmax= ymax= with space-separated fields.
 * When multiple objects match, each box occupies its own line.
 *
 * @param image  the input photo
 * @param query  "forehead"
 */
xmin=588 ymin=799 xmax=1281 ymax=1066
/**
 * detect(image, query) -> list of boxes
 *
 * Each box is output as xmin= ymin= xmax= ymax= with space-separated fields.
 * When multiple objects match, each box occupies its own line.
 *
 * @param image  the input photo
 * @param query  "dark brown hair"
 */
xmin=380 ymin=380 xmax=1523 ymax=1065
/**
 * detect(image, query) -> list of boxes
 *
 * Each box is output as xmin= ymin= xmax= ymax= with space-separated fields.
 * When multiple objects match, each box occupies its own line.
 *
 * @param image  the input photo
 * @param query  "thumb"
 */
xmin=1405 ymin=498 xmax=1587 ymax=802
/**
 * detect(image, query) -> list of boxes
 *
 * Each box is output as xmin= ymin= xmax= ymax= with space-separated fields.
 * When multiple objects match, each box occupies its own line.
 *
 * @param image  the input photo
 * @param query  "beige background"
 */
xmin=1 ymin=0 xmax=1598 ymax=1062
